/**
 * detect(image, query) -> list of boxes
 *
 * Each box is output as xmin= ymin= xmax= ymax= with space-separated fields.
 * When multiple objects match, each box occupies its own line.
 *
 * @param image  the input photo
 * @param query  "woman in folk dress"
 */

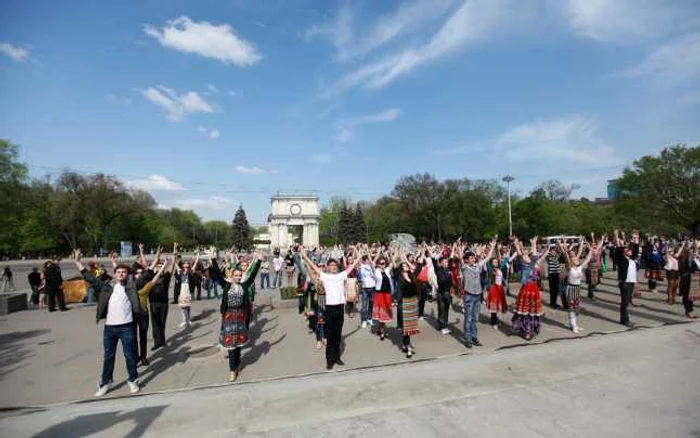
xmin=511 ymin=237 xmax=549 ymax=341
xmin=212 ymin=249 xmax=261 ymax=382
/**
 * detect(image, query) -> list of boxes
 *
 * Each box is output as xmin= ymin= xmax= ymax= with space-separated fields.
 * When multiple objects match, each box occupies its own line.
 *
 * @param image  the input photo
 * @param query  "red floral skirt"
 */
xmin=486 ymin=284 xmax=507 ymax=313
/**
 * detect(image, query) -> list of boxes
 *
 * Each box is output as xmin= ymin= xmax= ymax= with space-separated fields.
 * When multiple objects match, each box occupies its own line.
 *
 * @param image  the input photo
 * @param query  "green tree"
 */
xmin=337 ymin=202 xmax=352 ymax=244
xmin=352 ymin=203 xmax=367 ymax=243
xmin=231 ymin=205 xmax=251 ymax=250
xmin=616 ymin=145 xmax=700 ymax=236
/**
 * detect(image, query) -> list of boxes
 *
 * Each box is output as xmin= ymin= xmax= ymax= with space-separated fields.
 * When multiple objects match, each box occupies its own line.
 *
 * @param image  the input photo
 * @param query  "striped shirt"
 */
xmin=547 ymin=254 xmax=561 ymax=275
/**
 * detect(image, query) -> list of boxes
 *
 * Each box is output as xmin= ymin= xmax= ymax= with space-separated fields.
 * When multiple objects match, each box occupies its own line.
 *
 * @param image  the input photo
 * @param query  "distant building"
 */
xmin=607 ymin=179 xmax=620 ymax=201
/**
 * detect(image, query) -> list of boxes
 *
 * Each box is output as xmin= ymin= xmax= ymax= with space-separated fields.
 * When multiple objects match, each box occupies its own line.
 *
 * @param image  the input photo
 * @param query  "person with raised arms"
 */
xmin=300 ymin=246 xmax=362 ymax=370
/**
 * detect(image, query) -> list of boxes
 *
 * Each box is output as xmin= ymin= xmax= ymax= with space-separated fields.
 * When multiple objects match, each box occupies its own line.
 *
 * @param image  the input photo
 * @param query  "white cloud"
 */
xmin=141 ymin=86 xmax=215 ymax=121
xmin=127 ymin=175 xmax=184 ymax=191
xmin=104 ymin=94 xmax=132 ymax=106
xmin=306 ymin=0 xmax=457 ymax=62
xmin=337 ymin=127 xmax=353 ymax=143
xmin=144 ymin=16 xmax=262 ymax=66
xmin=562 ymin=0 xmax=699 ymax=44
xmin=321 ymin=0 xmax=515 ymax=96
xmin=160 ymin=195 xmax=233 ymax=210
xmin=677 ymin=90 xmax=700 ymax=106
xmin=612 ymin=33 xmax=700 ymax=83
xmin=198 ymin=125 xmax=220 ymax=139
xmin=311 ymin=153 xmax=333 ymax=164
xmin=227 ymin=90 xmax=238 ymax=97
xmin=335 ymin=108 xmax=401 ymax=143
xmin=208 ymin=84 xmax=219 ymax=93
xmin=0 ymin=42 xmax=29 ymax=62
xmin=236 ymin=165 xmax=273 ymax=175
xmin=438 ymin=115 xmax=617 ymax=166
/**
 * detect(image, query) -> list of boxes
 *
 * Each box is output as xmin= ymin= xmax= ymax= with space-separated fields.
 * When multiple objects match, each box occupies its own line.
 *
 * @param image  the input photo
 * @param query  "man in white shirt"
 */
xmin=74 ymin=249 xmax=142 ymax=397
xmin=272 ymin=253 xmax=284 ymax=288
xmin=301 ymin=248 xmax=361 ymax=370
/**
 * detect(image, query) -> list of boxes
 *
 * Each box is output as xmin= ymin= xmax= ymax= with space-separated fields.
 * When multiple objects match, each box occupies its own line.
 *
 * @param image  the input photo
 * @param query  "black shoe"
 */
xmin=326 ymin=363 xmax=334 ymax=370
xmin=472 ymin=339 xmax=483 ymax=347
xmin=401 ymin=345 xmax=408 ymax=353
xmin=335 ymin=359 xmax=345 ymax=366
xmin=465 ymin=342 xmax=472 ymax=349
xmin=141 ymin=358 xmax=149 ymax=366
xmin=622 ymin=321 xmax=635 ymax=328
xmin=151 ymin=344 xmax=162 ymax=351
xmin=48 ymin=309 xmax=56 ymax=312
xmin=551 ymin=304 xmax=560 ymax=310
xmin=60 ymin=308 xmax=69 ymax=311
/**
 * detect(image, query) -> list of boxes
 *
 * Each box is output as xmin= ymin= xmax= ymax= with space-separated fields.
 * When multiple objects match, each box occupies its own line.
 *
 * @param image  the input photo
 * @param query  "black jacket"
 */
xmin=44 ymin=264 xmax=63 ymax=292
xmin=436 ymin=266 xmax=453 ymax=294
xmin=81 ymin=269 xmax=142 ymax=323
xmin=614 ymin=243 xmax=640 ymax=283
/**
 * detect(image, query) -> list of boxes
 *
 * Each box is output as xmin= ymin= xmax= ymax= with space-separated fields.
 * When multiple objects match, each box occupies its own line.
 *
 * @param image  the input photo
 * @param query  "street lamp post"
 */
xmin=502 ymin=175 xmax=515 ymax=237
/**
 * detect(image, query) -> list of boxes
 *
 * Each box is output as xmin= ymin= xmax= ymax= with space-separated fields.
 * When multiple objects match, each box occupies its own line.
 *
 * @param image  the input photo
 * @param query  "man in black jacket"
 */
xmin=614 ymin=230 xmax=640 ymax=327
xmin=45 ymin=256 xmax=67 ymax=312
xmin=434 ymin=256 xmax=453 ymax=334
xmin=73 ymin=249 xmax=144 ymax=397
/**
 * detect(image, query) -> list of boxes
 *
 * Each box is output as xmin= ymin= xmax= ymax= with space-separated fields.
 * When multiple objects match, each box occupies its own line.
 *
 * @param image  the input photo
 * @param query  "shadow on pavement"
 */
xmin=0 ymin=329 xmax=49 ymax=381
xmin=31 ymin=405 xmax=168 ymax=438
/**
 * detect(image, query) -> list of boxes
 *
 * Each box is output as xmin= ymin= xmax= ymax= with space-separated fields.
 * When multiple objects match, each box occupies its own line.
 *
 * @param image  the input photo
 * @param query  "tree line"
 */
xmin=1 ymin=139 xmax=697 ymax=257
xmin=1 ymin=140 xmax=254 ymax=257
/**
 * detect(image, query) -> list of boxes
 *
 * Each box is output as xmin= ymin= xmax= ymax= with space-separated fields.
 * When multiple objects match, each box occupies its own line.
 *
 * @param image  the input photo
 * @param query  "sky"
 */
xmin=1 ymin=0 xmax=699 ymax=225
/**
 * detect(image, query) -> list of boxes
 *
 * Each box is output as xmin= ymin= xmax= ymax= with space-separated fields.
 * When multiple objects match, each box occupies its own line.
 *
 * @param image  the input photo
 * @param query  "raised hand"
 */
xmin=109 ymin=251 xmax=117 ymax=262
xmin=73 ymin=248 xmax=82 ymax=262
xmin=138 ymin=243 xmax=145 ymax=253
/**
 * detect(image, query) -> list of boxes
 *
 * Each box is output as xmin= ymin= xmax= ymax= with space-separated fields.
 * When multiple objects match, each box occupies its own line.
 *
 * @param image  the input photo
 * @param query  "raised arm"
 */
xmin=137 ymin=243 xmax=147 ymax=269
xmin=576 ymin=236 xmax=585 ymax=259
xmin=73 ymin=249 xmax=104 ymax=291
xmin=300 ymin=247 xmax=322 ymax=278
xmin=478 ymin=236 xmax=498 ymax=268
xmin=344 ymin=248 xmax=362 ymax=275
xmin=580 ymin=242 xmax=594 ymax=269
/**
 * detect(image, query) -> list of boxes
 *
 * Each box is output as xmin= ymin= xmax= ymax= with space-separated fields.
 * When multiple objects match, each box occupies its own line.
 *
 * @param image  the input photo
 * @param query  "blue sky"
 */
xmin=1 ymin=0 xmax=699 ymax=224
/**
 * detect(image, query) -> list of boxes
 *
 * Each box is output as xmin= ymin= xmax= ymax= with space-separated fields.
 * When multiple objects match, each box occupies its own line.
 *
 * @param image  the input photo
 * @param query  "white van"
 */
xmin=544 ymin=235 xmax=582 ymax=248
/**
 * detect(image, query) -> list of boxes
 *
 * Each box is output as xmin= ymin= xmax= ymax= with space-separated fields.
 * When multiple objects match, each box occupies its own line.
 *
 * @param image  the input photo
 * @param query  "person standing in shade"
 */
xmin=458 ymin=237 xmax=496 ymax=348
xmin=613 ymin=229 xmax=640 ymax=327
xmin=300 ymin=247 xmax=361 ymax=370
xmin=28 ymin=267 xmax=41 ymax=306
xmin=45 ymin=255 xmax=68 ymax=312
xmin=678 ymin=241 xmax=698 ymax=319
xmin=73 ymin=248 xmax=143 ymax=397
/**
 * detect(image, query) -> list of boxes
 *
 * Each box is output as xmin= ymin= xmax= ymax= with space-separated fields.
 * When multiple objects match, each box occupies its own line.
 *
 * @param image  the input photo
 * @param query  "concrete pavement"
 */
xmin=0 ymin=271 xmax=695 ymax=408
xmin=1 ymin=323 xmax=699 ymax=437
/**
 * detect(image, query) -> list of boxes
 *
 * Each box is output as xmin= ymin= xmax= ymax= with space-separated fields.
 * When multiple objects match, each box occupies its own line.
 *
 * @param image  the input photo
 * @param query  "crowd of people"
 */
xmin=25 ymin=231 xmax=699 ymax=398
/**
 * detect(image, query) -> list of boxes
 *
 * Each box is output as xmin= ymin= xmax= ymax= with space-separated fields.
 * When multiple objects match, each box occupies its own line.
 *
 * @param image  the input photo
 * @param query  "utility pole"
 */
xmin=502 ymin=175 xmax=515 ymax=237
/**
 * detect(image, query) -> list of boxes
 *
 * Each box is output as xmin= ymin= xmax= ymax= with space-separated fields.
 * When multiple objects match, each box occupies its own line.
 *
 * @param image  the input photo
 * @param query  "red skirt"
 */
xmin=486 ymin=284 xmax=507 ymax=313
xmin=513 ymin=282 xmax=543 ymax=316
xmin=372 ymin=291 xmax=393 ymax=323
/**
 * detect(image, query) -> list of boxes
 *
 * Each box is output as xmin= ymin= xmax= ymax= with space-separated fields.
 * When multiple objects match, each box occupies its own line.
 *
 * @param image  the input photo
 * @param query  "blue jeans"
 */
xmin=86 ymin=286 xmax=95 ymax=304
xmin=101 ymin=322 xmax=138 ymax=386
xmin=361 ymin=288 xmax=374 ymax=322
xmin=273 ymin=271 xmax=283 ymax=288
xmin=463 ymin=293 xmax=481 ymax=343
xmin=260 ymin=273 xmax=270 ymax=289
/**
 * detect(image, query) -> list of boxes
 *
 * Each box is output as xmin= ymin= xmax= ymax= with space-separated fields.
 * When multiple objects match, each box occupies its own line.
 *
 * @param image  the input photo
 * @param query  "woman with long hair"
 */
xmin=212 ymin=248 xmax=262 ymax=382
xmin=372 ymin=255 xmax=394 ymax=341
xmin=678 ymin=241 xmax=698 ymax=319
xmin=665 ymin=243 xmax=683 ymax=305
xmin=485 ymin=256 xmax=507 ymax=329
xmin=396 ymin=250 xmax=422 ymax=358
xmin=559 ymin=238 xmax=595 ymax=333
xmin=511 ymin=237 xmax=549 ymax=341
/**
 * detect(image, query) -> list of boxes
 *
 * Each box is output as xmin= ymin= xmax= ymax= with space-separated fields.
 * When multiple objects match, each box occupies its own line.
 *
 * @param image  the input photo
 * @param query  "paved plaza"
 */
xmin=0 ymin=268 xmax=696 ymax=409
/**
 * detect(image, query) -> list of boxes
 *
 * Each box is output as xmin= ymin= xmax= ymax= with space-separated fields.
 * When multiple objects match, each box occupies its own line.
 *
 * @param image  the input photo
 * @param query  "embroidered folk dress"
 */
xmin=214 ymin=259 xmax=260 ymax=350
xmin=219 ymin=283 xmax=248 ymax=350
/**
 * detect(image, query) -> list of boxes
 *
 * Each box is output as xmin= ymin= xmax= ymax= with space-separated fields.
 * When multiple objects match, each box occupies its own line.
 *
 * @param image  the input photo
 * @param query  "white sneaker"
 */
xmin=419 ymin=316 xmax=425 ymax=321
xmin=127 ymin=380 xmax=140 ymax=394
xmin=179 ymin=321 xmax=186 ymax=328
xmin=368 ymin=320 xmax=374 ymax=327
xmin=361 ymin=321 xmax=367 ymax=328
xmin=573 ymin=327 xmax=584 ymax=334
xmin=95 ymin=382 xmax=112 ymax=397
xmin=441 ymin=328 xmax=451 ymax=335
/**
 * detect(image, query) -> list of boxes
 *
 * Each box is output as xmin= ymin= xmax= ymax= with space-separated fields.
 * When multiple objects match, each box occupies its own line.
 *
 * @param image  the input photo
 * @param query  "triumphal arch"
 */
xmin=268 ymin=195 xmax=320 ymax=249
